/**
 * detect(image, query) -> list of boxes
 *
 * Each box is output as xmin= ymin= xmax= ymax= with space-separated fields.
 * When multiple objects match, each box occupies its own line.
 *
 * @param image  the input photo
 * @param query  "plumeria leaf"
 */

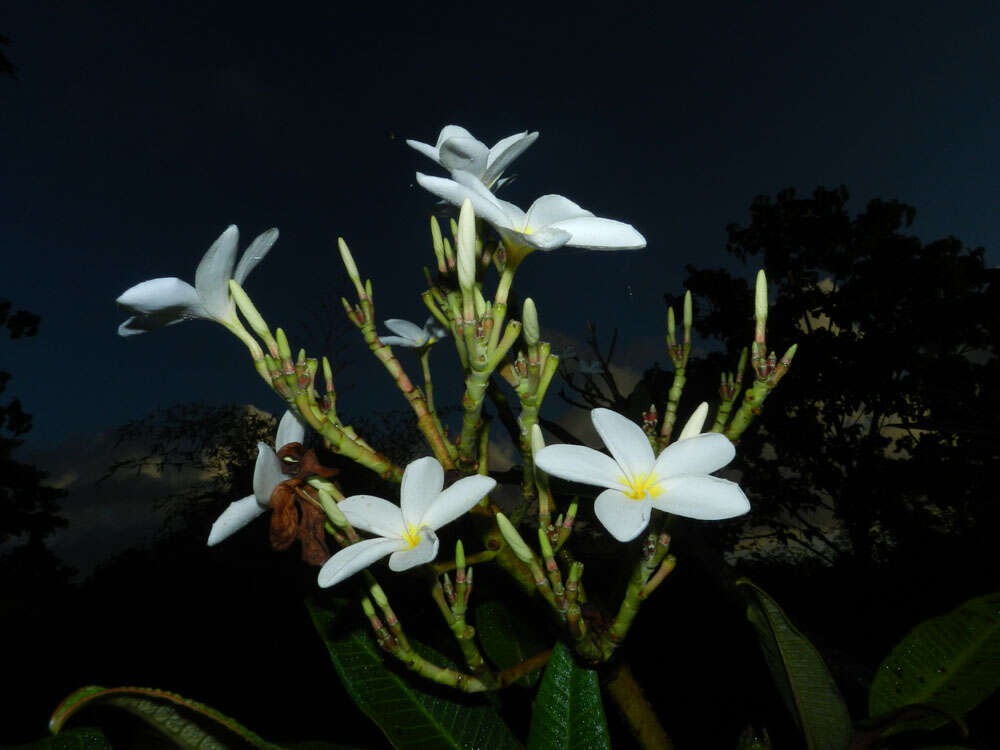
xmin=869 ymin=592 xmax=1000 ymax=735
xmin=474 ymin=600 xmax=546 ymax=687
xmin=526 ymin=642 xmax=611 ymax=750
xmin=307 ymin=599 xmax=522 ymax=750
xmin=737 ymin=579 xmax=853 ymax=750
xmin=49 ymin=686 xmax=282 ymax=749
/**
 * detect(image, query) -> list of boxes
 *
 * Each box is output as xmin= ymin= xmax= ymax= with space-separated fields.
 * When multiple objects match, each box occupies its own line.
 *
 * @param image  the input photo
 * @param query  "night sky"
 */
xmin=4 ymin=0 xmax=999 ymax=450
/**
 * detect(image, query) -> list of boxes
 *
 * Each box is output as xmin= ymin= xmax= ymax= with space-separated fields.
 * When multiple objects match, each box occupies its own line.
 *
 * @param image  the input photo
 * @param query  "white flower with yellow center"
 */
xmin=534 ymin=408 xmax=749 ymax=542
xmin=317 ymin=457 xmax=496 ymax=587
xmin=415 ymin=170 xmax=645 ymax=265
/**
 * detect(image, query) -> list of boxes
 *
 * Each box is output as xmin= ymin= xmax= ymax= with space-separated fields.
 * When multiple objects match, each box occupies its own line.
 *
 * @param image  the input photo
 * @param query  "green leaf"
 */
xmin=8 ymin=727 xmax=112 ymax=749
xmin=307 ymin=598 xmax=522 ymax=750
xmin=869 ymin=592 xmax=1000 ymax=733
xmin=48 ymin=685 xmax=282 ymax=749
xmin=737 ymin=579 xmax=853 ymax=750
xmin=475 ymin=600 xmax=545 ymax=687
xmin=526 ymin=642 xmax=610 ymax=750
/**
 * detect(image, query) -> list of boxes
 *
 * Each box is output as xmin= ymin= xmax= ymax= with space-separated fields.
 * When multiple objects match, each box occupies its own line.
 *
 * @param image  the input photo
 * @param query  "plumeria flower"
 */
xmin=379 ymin=317 xmax=448 ymax=348
xmin=406 ymin=125 xmax=538 ymax=190
xmin=415 ymin=170 xmax=645 ymax=265
xmin=117 ymin=225 xmax=278 ymax=337
xmin=534 ymin=408 xmax=748 ymax=543
xmin=317 ymin=457 xmax=496 ymax=587
xmin=207 ymin=410 xmax=305 ymax=546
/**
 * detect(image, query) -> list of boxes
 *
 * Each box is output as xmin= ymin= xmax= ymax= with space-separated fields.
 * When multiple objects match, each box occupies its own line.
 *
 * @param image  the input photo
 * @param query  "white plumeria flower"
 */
xmin=117 ymin=225 xmax=278 ymax=336
xmin=415 ymin=170 xmax=645 ymax=263
xmin=207 ymin=411 xmax=306 ymax=546
xmin=317 ymin=457 xmax=496 ymax=587
xmin=379 ymin=317 xmax=448 ymax=348
xmin=406 ymin=125 xmax=538 ymax=190
xmin=534 ymin=408 xmax=749 ymax=543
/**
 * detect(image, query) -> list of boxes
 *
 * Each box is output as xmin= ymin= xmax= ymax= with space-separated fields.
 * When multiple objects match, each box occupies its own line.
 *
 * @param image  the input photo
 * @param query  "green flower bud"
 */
xmin=522 ymin=298 xmax=539 ymax=346
xmin=495 ymin=512 xmax=533 ymax=564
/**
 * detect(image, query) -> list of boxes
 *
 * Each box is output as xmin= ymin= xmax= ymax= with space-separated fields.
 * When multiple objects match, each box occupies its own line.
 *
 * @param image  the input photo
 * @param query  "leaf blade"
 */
xmin=48 ymin=685 xmax=282 ymax=749
xmin=869 ymin=592 xmax=1000 ymax=733
xmin=527 ymin=642 xmax=611 ymax=750
xmin=307 ymin=598 xmax=522 ymax=750
xmin=737 ymin=579 xmax=852 ymax=750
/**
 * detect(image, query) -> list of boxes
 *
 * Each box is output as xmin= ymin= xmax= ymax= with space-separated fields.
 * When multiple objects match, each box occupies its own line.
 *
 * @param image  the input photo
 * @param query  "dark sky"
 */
xmin=3 ymin=0 xmax=998 ymax=448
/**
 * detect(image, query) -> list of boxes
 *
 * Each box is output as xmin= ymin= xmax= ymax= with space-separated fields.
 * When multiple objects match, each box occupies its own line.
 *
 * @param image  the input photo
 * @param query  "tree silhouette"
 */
xmin=666 ymin=187 xmax=999 ymax=584
xmin=0 ymin=300 xmax=72 ymax=594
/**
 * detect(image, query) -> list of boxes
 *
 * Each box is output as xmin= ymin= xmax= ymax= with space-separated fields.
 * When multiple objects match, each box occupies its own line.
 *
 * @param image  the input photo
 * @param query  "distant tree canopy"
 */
xmin=0 ymin=300 xmax=70 ymax=592
xmin=667 ymin=187 xmax=999 ymax=577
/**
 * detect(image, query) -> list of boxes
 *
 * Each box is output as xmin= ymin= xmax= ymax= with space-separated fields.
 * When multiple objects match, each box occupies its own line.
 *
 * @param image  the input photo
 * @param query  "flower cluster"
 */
xmin=115 ymin=123 xmax=754 ymax=601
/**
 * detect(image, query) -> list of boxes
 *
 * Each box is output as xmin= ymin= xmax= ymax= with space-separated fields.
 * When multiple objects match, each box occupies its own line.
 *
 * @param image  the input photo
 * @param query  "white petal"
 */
xmin=378 ymin=335 xmax=415 ymax=347
xmin=436 ymin=125 xmax=476 ymax=147
xmin=233 ymin=228 xmax=279 ymax=286
xmin=116 ymin=278 xmax=208 ymax=334
xmin=483 ymin=131 xmax=538 ymax=186
xmin=415 ymin=172 xmax=514 ymax=230
xmin=591 ymin=408 xmax=655 ymax=482
xmin=546 ymin=216 xmax=646 ymax=251
xmin=389 ymin=527 xmax=440 ymax=571
xmin=384 ymin=318 xmax=426 ymax=344
xmin=276 ymin=410 xmax=306 ymax=448
xmin=652 ymin=432 xmax=735 ymax=479
xmin=677 ymin=402 xmax=709 ymax=441
xmin=194 ymin=225 xmax=240 ymax=320
xmin=594 ymin=490 xmax=652 ymax=542
xmin=525 ymin=194 xmax=593 ymax=231
xmin=399 ymin=457 xmax=445 ymax=530
xmin=534 ymin=444 xmax=624 ymax=491
xmin=420 ymin=474 xmax=496 ymax=531
xmin=339 ymin=495 xmax=406 ymax=539
xmin=207 ymin=495 xmax=266 ymax=546
xmin=318 ymin=537 xmax=406 ymax=588
xmin=439 ymin=136 xmax=489 ymax=177
xmin=451 ymin=171 xmax=527 ymax=227
xmin=406 ymin=139 xmax=440 ymax=163
xmin=252 ymin=443 xmax=284 ymax=506
xmin=651 ymin=475 xmax=749 ymax=520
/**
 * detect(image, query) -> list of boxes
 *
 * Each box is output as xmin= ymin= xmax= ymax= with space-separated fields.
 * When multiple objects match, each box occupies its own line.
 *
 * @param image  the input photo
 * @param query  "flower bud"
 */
xmin=522 ymin=298 xmax=539 ymax=346
xmin=229 ymin=280 xmax=269 ymax=339
xmin=755 ymin=269 xmax=768 ymax=327
xmin=495 ymin=512 xmax=533 ymax=564
xmin=455 ymin=540 xmax=466 ymax=570
xmin=457 ymin=199 xmax=477 ymax=292
xmin=429 ymin=216 xmax=445 ymax=272
xmin=683 ymin=290 xmax=692 ymax=331
xmin=677 ymin=401 xmax=709 ymax=441
xmin=338 ymin=237 xmax=362 ymax=292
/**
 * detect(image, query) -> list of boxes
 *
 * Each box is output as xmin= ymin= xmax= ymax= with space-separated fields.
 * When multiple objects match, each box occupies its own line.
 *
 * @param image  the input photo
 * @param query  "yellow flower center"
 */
xmin=402 ymin=524 xmax=423 ymax=549
xmin=620 ymin=473 xmax=663 ymax=501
